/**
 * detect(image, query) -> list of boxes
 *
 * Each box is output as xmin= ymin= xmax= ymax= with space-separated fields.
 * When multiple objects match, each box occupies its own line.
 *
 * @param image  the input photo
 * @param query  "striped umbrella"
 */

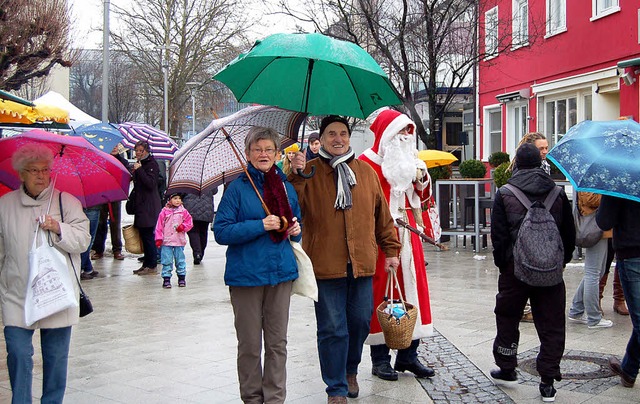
xmin=117 ymin=122 xmax=178 ymax=160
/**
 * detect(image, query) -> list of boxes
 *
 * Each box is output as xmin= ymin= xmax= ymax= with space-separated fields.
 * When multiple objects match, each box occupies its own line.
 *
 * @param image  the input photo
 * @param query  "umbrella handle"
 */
xmin=296 ymin=166 xmax=316 ymax=179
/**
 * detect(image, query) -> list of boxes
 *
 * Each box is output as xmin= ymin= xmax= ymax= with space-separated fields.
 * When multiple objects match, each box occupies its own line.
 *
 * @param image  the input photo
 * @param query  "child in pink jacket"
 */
xmin=155 ymin=193 xmax=194 ymax=288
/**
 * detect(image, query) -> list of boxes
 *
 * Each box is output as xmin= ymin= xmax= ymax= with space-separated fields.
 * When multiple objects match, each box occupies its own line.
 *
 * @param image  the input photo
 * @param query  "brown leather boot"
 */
xmin=613 ymin=268 xmax=629 ymax=315
xmin=599 ymin=272 xmax=608 ymax=314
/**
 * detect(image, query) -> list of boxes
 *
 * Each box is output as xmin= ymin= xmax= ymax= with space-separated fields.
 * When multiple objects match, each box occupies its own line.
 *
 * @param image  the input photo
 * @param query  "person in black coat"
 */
xmin=182 ymin=187 xmax=217 ymax=264
xmin=131 ymin=141 xmax=162 ymax=275
xmin=489 ymin=143 xmax=575 ymax=402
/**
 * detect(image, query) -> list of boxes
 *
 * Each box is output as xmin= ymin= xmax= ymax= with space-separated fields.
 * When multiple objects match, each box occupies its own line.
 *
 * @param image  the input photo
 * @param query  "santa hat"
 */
xmin=369 ymin=109 xmax=415 ymax=157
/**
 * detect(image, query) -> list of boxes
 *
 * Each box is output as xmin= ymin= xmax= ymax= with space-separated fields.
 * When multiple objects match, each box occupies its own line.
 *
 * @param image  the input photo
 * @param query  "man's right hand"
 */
xmin=290 ymin=151 xmax=306 ymax=172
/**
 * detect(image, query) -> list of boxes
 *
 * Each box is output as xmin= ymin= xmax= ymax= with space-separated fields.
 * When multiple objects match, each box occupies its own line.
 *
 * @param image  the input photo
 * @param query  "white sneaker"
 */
xmin=588 ymin=318 xmax=613 ymax=329
xmin=568 ymin=314 xmax=587 ymax=324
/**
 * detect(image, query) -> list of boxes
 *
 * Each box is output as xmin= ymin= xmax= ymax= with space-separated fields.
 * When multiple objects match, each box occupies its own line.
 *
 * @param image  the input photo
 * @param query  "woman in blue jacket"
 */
xmin=214 ymin=127 xmax=301 ymax=404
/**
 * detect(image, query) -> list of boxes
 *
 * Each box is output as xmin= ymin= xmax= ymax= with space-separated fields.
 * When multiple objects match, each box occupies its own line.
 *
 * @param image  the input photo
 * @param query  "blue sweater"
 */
xmin=213 ymin=165 xmax=302 ymax=287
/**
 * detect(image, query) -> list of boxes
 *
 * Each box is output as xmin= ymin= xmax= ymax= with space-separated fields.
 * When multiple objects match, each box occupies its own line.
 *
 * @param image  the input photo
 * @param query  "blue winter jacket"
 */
xmin=213 ymin=164 xmax=302 ymax=287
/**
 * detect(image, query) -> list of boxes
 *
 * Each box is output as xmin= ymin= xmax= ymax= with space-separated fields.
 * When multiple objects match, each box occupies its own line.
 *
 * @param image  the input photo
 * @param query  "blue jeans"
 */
xmin=161 ymin=246 xmax=186 ymax=277
xmin=569 ymin=238 xmax=608 ymax=325
xmin=617 ymin=258 xmax=640 ymax=379
xmin=314 ymin=265 xmax=373 ymax=397
xmin=81 ymin=207 xmax=101 ymax=273
xmin=4 ymin=326 xmax=72 ymax=404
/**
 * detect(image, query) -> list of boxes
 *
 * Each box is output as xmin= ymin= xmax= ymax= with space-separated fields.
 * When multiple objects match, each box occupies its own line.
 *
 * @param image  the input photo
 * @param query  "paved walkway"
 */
xmin=0 ymin=226 xmax=637 ymax=403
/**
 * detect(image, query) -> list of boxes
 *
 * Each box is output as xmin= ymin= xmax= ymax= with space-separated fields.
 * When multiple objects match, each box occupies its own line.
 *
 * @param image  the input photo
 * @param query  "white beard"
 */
xmin=381 ymin=135 xmax=416 ymax=194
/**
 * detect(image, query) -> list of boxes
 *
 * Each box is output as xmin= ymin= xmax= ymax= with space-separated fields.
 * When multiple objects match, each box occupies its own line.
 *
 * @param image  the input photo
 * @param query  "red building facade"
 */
xmin=478 ymin=0 xmax=640 ymax=160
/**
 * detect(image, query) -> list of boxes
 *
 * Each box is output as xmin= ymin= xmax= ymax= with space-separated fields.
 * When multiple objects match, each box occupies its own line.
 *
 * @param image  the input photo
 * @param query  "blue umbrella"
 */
xmin=73 ymin=122 xmax=124 ymax=152
xmin=547 ymin=119 xmax=640 ymax=203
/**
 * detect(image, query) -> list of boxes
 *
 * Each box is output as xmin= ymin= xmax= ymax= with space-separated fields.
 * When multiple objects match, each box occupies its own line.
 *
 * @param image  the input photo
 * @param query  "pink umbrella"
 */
xmin=0 ymin=129 xmax=131 ymax=208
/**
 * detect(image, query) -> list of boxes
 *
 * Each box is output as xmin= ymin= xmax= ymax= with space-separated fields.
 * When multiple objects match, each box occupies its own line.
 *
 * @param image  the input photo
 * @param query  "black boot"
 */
xmin=372 ymin=362 xmax=398 ymax=381
xmin=178 ymin=275 xmax=186 ymax=287
xmin=394 ymin=359 xmax=435 ymax=378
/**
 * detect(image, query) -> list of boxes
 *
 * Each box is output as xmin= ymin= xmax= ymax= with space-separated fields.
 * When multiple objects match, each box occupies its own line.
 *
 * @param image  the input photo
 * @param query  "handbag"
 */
xmin=125 ymin=188 xmax=136 ymax=215
xmin=122 ymin=224 xmax=144 ymax=254
xmin=375 ymin=271 xmax=418 ymax=349
xmin=573 ymin=204 xmax=603 ymax=248
xmin=58 ymin=193 xmax=93 ymax=317
xmin=290 ymin=240 xmax=318 ymax=301
xmin=24 ymin=229 xmax=79 ymax=326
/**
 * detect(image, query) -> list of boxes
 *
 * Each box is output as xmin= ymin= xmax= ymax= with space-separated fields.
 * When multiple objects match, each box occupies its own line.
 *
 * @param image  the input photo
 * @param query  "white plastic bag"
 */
xmin=24 ymin=229 xmax=77 ymax=326
xmin=290 ymin=240 xmax=318 ymax=302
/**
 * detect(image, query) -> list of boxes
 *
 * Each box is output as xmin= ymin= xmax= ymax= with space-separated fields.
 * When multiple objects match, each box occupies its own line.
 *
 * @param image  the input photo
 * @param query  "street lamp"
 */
xmin=155 ymin=44 xmax=178 ymax=132
xmin=186 ymin=82 xmax=200 ymax=137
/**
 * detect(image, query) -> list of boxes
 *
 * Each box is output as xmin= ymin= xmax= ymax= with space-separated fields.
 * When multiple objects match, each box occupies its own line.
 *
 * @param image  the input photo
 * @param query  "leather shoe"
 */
xmin=113 ymin=251 xmax=125 ymax=260
xmin=346 ymin=373 xmax=358 ymax=398
xmin=609 ymin=356 xmax=636 ymax=387
xmin=90 ymin=252 xmax=103 ymax=260
xmin=372 ymin=362 xmax=398 ymax=381
xmin=394 ymin=359 xmax=435 ymax=378
xmin=194 ymin=254 xmax=202 ymax=265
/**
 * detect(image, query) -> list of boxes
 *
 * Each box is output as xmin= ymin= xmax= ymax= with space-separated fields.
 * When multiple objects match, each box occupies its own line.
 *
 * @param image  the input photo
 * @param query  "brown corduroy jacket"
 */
xmin=289 ymin=157 xmax=401 ymax=280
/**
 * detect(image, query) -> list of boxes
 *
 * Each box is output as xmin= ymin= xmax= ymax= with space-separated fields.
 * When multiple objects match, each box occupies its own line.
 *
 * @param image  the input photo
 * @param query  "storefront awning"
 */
xmin=617 ymin=58 xmax=640 ymax=68
xmin=496 ymin=89 xmax=530 ymax=103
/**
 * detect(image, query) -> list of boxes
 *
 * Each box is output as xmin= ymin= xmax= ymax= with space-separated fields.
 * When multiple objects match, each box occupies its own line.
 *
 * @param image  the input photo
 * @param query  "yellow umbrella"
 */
xmin=0 ymin=99 xmax=69 ymax=124
xmin=417 ymin=149 xmax=458 ymax=168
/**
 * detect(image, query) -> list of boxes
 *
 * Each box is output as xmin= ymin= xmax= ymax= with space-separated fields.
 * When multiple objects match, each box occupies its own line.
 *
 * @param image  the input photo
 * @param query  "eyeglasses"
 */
xmin=24 ymin=168 xmax=50 ymax=176
xmin=250 ymin=148 xmax=276 ymax=155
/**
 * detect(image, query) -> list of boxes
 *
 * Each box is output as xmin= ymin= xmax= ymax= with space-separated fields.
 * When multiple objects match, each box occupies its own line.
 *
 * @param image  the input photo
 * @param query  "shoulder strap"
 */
xmin=503 ymin=184 xmax=532 ymax=209
xmin=543 ymin=186 xmax=562 ymax=211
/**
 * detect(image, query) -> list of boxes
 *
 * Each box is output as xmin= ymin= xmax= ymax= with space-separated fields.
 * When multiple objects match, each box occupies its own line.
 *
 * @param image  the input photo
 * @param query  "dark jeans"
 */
xmin=137 ymin=226 xmax=157 ymax=269
xmin=371 ymin=339 xmax=419 ymax=366
xmin=618 ymin=258 xmax=640 ymax=379
xmin=493 ymin=267 xmax=566 ymax=383
xmin=187 ymin=220 xmax=210 ymax=258
xmin=315 ymin=264 xmax=373 ymax=397
xmin=92 ymin=202 xmax=123 ymax=254
xmin=4 ymin=326 xmax=72 ymax=404
xmin=81 ymin=207 xmax=100 ymax=273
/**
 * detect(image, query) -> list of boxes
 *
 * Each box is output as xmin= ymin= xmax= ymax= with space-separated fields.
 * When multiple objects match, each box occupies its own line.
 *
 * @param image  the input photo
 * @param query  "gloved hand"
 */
xmin=155 ymin=239 xmax=162 ymax=248
xmin=176 ymin=224 xmax=185 ymax=232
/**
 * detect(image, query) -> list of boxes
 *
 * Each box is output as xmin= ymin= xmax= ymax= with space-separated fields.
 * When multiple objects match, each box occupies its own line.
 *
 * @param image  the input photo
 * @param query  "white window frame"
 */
xmin=591 ymin=0 xmax=620 ymax=21
xmin=545 ymin=0 xmax=566 ymax=38
xmin=508 ymin=102 xmax=529 ymax=155
xmin=485 ymin=6 xmax=499 ymax=59
xmin=484 ymin=104 xmax=503 ymax=157
xmin=542 ymin=95 xmax=577 ymax=147
xmin=512 ymin=0 xmax=529 ymax=49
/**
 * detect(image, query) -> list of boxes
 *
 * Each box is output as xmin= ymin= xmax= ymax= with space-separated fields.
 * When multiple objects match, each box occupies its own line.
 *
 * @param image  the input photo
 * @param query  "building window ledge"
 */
xmin=544 ymin=27 xmax=567 ymax=39
xmin=590 ymin=6 xmax=620 ymax=22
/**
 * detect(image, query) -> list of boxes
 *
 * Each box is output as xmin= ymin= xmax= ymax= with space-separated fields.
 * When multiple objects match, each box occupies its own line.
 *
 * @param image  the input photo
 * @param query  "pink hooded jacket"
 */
xmin=154 ymin=204 xmax=194 ymax=246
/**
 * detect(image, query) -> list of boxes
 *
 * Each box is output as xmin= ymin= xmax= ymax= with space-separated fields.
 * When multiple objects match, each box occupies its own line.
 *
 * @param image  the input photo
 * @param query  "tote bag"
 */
xmin=25 ymin=229 xmax=77 ymax=326
xmin=573 ymin=204 xmax=603 ymax=248
xmin=290 ymin=240 xmax=318 ymax=301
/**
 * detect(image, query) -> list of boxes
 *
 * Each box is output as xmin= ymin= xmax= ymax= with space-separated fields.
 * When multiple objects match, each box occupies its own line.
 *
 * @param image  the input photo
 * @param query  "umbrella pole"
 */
xmin=211 ymin=112 xmax=288 ymax=232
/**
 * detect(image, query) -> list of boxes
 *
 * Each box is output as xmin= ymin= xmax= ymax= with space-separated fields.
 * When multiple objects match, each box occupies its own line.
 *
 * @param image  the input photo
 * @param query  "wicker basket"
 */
xmin=376 ymin=272 xmax=418 ymax=350
xmin=122 ymin=224 xmax=143 ymax=254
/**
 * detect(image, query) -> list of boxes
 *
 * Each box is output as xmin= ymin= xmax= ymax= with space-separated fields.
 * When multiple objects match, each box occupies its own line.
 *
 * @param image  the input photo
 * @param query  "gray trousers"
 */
xmin=230 ymin=281 xmax=292 ymax=404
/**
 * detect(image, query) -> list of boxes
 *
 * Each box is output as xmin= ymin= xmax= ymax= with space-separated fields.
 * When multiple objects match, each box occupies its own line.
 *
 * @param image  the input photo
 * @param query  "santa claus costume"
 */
xmin=359 ymin=109 xmax=435 ymax=379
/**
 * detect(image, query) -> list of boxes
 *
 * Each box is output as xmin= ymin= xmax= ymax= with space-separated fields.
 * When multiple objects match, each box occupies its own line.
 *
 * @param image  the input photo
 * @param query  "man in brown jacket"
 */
xmin=290 ymin=116 xmax=401 ymax=404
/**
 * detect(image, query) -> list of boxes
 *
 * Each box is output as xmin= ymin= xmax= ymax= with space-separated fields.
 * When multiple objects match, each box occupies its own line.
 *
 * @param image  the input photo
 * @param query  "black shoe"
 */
xmin=539 ymin=383 xmax=556 ymax=402
xmin=137 ymin=256 xmax=144 ymax=262
xmin=372 ymin=363 xmax=398 ymax=381
xmin=80 ymin=270 xmax=99 ymax=280
xmin=194 ymin=254 xmax=202 ymax=265
xmin=394 ymin=360 xmax=435 ymax=378
xmin=490 ymin=368 xmax=518 ymax=385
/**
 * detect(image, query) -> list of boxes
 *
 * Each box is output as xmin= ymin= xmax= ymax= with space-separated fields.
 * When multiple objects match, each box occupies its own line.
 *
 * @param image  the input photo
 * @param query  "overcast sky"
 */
xmin=67 ymin=0 xmax=311 ymax=49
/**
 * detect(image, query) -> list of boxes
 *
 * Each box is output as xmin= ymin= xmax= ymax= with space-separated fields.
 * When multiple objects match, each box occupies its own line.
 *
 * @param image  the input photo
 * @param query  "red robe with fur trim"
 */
xmin=359 ymin=151 xmax=434 ymax=345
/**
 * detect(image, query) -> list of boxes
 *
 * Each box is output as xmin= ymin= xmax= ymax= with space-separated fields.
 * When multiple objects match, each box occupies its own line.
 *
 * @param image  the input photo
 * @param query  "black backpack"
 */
xmin=504 ymin=184 xmax=564 ymax=287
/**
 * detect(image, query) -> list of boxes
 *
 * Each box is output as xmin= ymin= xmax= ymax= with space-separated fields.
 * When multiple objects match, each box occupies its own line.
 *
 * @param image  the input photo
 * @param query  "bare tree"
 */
xmin=278 ymin=0 xmax=545 ymax=148
xmin=110 ymin=0 xmax=250 ymax=138
xmin=0 ymin=0 xmax=74 ymax=91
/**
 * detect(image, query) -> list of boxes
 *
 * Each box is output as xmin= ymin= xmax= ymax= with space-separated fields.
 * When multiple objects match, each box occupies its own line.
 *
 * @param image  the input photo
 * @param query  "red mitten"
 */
xmin=155 ymin=239 xmax=162 ymax=248
xmin=176 ymin=224 xmax=185 ymax=232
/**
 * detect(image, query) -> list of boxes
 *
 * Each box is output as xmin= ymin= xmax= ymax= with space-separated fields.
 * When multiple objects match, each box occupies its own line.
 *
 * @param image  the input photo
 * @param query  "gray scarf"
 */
xmin=319 ymin=147 xmax=357 ymax=209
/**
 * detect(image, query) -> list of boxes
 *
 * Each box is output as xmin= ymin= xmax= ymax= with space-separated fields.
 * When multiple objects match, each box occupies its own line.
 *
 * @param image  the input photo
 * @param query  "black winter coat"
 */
xmin=132 ymin=154 xmax=162 ymax=228
xmin=491 ymin=168 xmax=576 ymax=271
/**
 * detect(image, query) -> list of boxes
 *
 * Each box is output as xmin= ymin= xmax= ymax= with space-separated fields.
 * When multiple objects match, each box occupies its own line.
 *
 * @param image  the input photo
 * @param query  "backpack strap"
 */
xmin=503 ymin=184 xmax=561 ymax=212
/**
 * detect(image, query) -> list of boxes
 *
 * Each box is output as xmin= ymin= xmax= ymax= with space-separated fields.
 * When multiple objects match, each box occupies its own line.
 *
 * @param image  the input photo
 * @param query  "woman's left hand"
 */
xmin=38 ymin=214 xmax=61 ymax=235
xmin=287 ymin=217 xmax=301 ymax=237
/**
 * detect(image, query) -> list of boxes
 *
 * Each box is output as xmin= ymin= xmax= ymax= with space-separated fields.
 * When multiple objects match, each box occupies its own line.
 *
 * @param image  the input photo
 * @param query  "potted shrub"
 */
xmin=493 ymin=162 xmax=512 ymax=188
xmin=488 ymin=151 xmax=510 ymax=168
xmin=459 ymin=159 xmax=487 ymax=179
xmin=427 ymin=165 xmax=452 ymax=182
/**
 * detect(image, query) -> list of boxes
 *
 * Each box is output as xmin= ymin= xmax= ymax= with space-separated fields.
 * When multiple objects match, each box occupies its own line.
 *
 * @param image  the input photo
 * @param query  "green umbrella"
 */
xmin=213 ymin=32 xmax=401 ymax=119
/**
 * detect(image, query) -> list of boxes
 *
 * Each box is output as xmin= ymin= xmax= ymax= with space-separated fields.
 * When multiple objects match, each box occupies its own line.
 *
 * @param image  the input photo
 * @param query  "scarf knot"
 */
xmin=319 ymin=147 xmax=357 ymax=210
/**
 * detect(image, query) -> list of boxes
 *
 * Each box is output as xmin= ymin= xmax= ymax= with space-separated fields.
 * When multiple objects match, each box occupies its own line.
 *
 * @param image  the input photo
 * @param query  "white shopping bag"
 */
xmin=290 ymin=240 xmax=318 ymax=302
xmin=24 ymin=229 xmax=77 ymax=326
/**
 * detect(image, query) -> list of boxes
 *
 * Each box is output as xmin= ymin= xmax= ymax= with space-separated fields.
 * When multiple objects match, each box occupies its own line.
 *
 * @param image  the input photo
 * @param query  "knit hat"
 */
xmin=319 ymin=116 xmax=351 ymax=137
xmin=369 ymin=109 xmax=415 ymax=157
xmin=284 ymin=144 xmax=300 ymax=153
xmin=515 ymin=143 xmax=542 ymax=170
xmin=167 ymin=192 xmax=184 ymax=200
xmin=307 ymin=132 xmax=320 ymax=143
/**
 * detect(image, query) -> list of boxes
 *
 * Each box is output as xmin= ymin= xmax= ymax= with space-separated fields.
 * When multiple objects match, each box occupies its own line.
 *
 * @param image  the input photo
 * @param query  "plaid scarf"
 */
xmin=319 ymin=147 xmax=357 ymax=210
